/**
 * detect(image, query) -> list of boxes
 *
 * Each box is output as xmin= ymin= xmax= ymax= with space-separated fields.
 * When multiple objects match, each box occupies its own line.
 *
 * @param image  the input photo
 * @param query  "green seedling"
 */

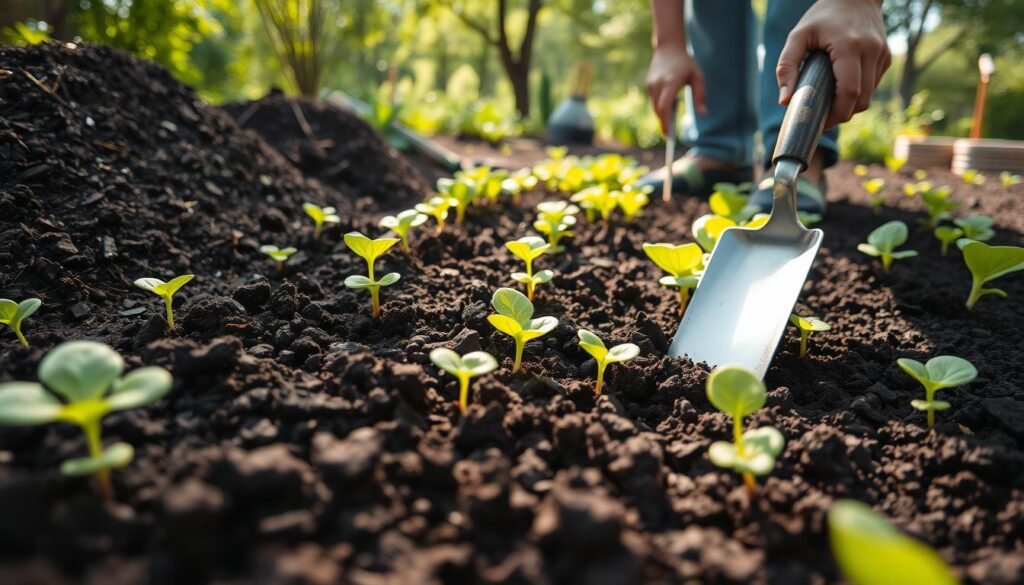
xmin=571 ymin=185 xmax=619 ymax=222
xmin=920 ymin=187 xmax=958 ymax=229
xmin=902 ymin=180 xmax=931 ymax=197
xmin=260 ymin=245 xmax=297 ymax=274
xmin=863 ymin=178 xmax=886 ymax=211
xmin=857 ymin=221 xmax=917 ymax=272
xmin=415 ymin=195 xmax=457 ymax=235
xmin=798 ymin=211 xmax=823 ymax=227
xmin=379 ymin=209 xmax=428 ymax=253
xmin=616 ymin=187 xmax=651 ymax=222
xmin=914 ymin=169 xmax=929 ymax=181
xmin=705 ymin=365 xmax=784 ymax=495
xmin=829 ymin=499 xmax=959 ymax=585
xmin=709 ymin=183 xmax=756 ymax=223
xmin=884 ymin=154 xmax=907 ymax=173
xmin=343 ymin=231 xmax=400 ymax=318
xmin=429 ymin=348 xmax=498 ymax=413
xmin=481 ymin=169 xmax=509 ymax=204
xmin=933 ymin=226 xmax=963 ymax=256
xmin=789 ymin=314 xmax=830 ymax=357
xmin=957 ymin=239 xmax=1024 ymax=309
xmin=0 ymin=340 xmax=172 ymax=499
xmin=643 ymin=242 xmax=704 ymax=314
xmin=486 ymin=287 xmax=557 ymax=373
xmin=898 ymin=355 xmax=977 ymax=429
xmin=692 ymin=214 xmax=736 ymax=253
xmin=438 ymin=176 xmax=477 ymax=226
xmin=303 ymin=202 xmax=340 ymax=240
xmin=953 ymin=214 xmax=994 ymax=242
xmin=962 ymin=169 xmax=986 ymax=185
xmin=506 ymin=237 xmax=553 ymax=301
xmin=577 ymin=329 xmax=639 ymax=395
xmin=534 ymin=201 xmax=579 ymax=253
xmin=502 ymin=168 xmax=539 ymax=204
xmin=1000 ymin=171 xmax=1021 ymax=188
xmin=854 ymin=164 xmax=868 ymax=177
xmin=134 ymin=275 xmax=194 ymax=331
xmin=0 ymin=298 xmax=41 ymax=347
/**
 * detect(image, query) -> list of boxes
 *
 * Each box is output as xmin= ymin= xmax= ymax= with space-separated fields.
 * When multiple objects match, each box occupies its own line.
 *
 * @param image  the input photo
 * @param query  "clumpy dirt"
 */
xmin=1 ymin=42 xmax=1024 ymax=585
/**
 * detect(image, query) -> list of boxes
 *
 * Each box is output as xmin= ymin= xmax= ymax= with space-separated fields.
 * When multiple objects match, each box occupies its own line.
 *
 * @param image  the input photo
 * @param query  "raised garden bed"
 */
xmin=1 ymin=42 xmax=1023 ymax=584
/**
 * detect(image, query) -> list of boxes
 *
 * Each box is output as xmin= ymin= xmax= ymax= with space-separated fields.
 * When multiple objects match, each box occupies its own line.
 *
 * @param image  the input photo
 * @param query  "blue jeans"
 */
xmin=682 ymin=0 xmax=839 ymax=169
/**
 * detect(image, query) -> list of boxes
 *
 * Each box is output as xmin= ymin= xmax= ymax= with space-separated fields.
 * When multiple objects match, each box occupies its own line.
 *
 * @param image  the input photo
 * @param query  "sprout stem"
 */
xmin=926 ymin=387 xmax=936 ymax=429
xmin=164 ymin=295 xmax=175 ymax=330
xmin=275 ymin=260 xmax=285 ymax=274
xmin=733 ymin=416 xmax=744 ymax=451
xmin=13 ymin=325 xmax=28 ymax=347
xmin=83 ymin=419 xmax=111 ymax=501
xmin=513 ymin=338 xmax=524 ymax=373
xmin=798 ymin=331 xmax=809 ymax=357
xmin=458 ymin=374 xmax=470 ymax=413
xmin=456 ymin=205 xmax=466 ymax=226
xmin=371 ymin=287 xmax=381 ymax=319
xmin=595 ymin=362 xmax=606 ymax=395
xmin=436 ymin=216 xmax=446 ymax=235
xmin=743 ymin=472 xmax=757 ymax=496
xmin=314 ymin=223 xmax=323 ymax=240
xmin=966 ymin=280 xmax=983 ymax=310
xmin=881 ymin=255 xmax=892 ymax=272
xmin=400 ymin=234 xmax=411 ymax=253
xmin=678 ymin=288 xmax=690 ymax=315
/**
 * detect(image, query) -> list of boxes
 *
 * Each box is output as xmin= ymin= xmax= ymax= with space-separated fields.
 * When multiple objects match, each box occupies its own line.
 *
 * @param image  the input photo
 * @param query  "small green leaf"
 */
xmin=533 ymin=270 xmax=554 ymax=283
xmin=429 ymin=348 xmax=464 ymax=375
xmin=525 ymin=316 xmax=558 ymax=336
xmin=0 ymin=382 xmax=62 ymax=424
xmin=377 ymin=273 xmax=401 ymax=286
xmin=506 ymin=237 xmax=550 ymax=262
xmin=606 ymin=343 xmax=640 ymax=363
xmin=106 ymin=367 xmax=172 ymax=411
xmin=14 ymin=298 xmax=41 ymax=322
xmin=491 ymin=288 xmax=534 ymax=324
xmin=344 ymin=231 xmax=399 ymax=263
xmin=260 ymin=245 xmax=298 ymax=261
xmin=692 ymin=214 xmax=736 ymax=252
xmin=578 ymin=329 xmax=608 ymax=362
xmin=862 ymin=178 xmax=885 ymax=194
xmin=643 ymin=243 xmax=703 ymax=278
xmin=898 ymin=356 xmax=977 ymax=391
xmin=789 ymin=314 xmax=831 ymax=332
xmin=708 ymin=426 xmax=783 ymax=475
xmin=829 ymin=500 xmax=959 ymax=585
xmin=39 ymin=341 xmax=124 ymax=403
xmin=344 ymin=275 xmax=375 ymax=289
xmin=60 ymin=442 xmax=134 ymax=477
xmin=487 ymin=314 xmax=523 ymax=336
xmin=960 ymin=240 xmax=1024 ymax=290
xmin=867 ymin=221 xmax=908 ymax=252
xmin=954 ymin=215 xmax=994 ymax=242
xmin=911 ymin=399 xmax=952 ymax=412
xmin=461 ymin=352 xmax=498 ymax=376
xmin=706 ymin=366 xmax=766 ymax=419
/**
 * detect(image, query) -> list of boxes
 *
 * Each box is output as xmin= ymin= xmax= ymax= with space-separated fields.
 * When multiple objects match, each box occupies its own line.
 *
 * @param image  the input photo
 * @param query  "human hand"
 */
xmin=776 ymin=0 xmax=890 ymax=128
xmin=645 ymin=43 xmax=706 ymax=136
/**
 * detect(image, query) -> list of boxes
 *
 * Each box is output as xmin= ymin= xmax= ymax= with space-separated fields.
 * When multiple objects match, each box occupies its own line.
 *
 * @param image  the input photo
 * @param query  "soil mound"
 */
xmin=223 ymin=94 xmax=429 ymax=210
xmin=0 ymin=42 xmax=351 ymax=329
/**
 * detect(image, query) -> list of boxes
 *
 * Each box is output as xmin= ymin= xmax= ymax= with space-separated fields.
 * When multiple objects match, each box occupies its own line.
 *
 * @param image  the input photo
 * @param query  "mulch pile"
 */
xmin=1 ymin=42 xmax=1023 ymax=585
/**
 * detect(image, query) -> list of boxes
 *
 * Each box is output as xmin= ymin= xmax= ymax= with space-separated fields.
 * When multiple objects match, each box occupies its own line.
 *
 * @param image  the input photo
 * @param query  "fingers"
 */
xmin=647 ymin=76 xmax=684 ymax=136
xmin=776 ymin=29 xmax=809 ymax=105
xmin=691 ymin=68 xmax=707 ymax=115
xmin=827 ymin=54 xmax=861 ymax=128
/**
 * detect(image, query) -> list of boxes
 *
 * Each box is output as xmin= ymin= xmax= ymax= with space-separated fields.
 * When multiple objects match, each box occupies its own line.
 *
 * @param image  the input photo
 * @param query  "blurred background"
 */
xmin=2 ymin=0 xmax=1022 ymax=163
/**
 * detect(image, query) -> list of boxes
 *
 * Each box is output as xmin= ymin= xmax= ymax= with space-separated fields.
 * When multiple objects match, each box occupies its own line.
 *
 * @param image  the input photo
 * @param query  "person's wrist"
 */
xmin=652 ymin=36 xmax=687 ymax=51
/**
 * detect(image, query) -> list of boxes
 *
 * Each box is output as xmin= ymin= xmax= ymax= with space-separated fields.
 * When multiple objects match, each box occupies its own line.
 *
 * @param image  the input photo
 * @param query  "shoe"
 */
xmin=635 ymin=155 xmax=754 ymax=198
xmin=748 ymin=173 xmax=827 ymax=215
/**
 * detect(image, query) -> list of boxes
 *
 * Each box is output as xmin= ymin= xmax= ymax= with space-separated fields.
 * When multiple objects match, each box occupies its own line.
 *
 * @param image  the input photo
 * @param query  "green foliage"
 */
xmin=1001 ymin=172 xmax=1021 ymax=188
xmin=343 ymin=231 xmax=400 ymax=318
xmin=0 ymin=298 xmax=41 ymax=347
xmin=961 ymin=169 xmax=986 ymax=186
xmin=616 ymin=187 xmax=652 ymax=222
xmin=253 ymin=0 xmax=337 ymax=95
xmin=429 ymin=348 xmax=497 ymax=413
xmin=415 ymin=196 xmax=457 ymax=235
xmin=953 ymin=215 xmax=994 ymax=242
xmin=1 ymin=20 xmax=51 ymax=45
xmin=838 ymin=93 xmax=943 ymax=163
xmin=260 ymin=245 xmax=298 ymax=273
xmin=643 ymin=243 xmax=703 ymax=314
xmin=134 ymin=275 xmax=194 ymax=331
xmin=933 ymin=226 xmax=963 ymax=256
xmin=0 ymin=341 xmax=172 ymax=498
xmin=857 ymin=221 xmax=917 ymax=272
xmin=570 ymin=185 xmax=619 ymax=222
xmin=920 ymin=187 xmax=958 ymax=229
xmin=898 ymin=355 xmax=977 ymax=429
xmin=829 ymin=500 xmax=959 ymax=585
xmin=506 ymin=237 xmax=553 ymax=301
xmin=709 ymin=183 xmax=755 ymax=223
xmin=705 ymin=366 xmax=784 ymax=492
xmin=788 ymin=314 xmax=830 ymax=357
xmin=692 ymin=214 xmax=736 ymax=253
xmin=486 ymin=288 xmax=557 ymax=373
xmin=863 ymin=178 xmax=886 ymax=211
xmin=380 ymin=210 xmax=428 ymax=253
xmin=577 ymin=329 xmax=639 ymax=395
xmin=303 ymin=203 xmax=340 ymax=240
xmin=957 ymin=239 xmax=1024 ymax=310
xmin=534 ymin=201 xmax=579 ymax=253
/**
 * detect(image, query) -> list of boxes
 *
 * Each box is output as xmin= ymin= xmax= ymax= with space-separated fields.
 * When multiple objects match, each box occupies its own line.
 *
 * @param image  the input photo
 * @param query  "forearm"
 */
xmin=650 ymin=0 xmax=686 ymax=49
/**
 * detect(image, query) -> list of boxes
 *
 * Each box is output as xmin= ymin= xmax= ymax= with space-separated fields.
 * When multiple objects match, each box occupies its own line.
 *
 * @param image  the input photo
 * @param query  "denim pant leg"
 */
xmin=760 ymin=0 xmax=839 ymax=169
xmin=683 ymin=0 xmax=757 ymax=166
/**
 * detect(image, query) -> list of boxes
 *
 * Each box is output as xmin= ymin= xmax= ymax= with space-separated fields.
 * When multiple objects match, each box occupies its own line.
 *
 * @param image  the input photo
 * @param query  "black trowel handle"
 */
xmin=772 ymin=51 xmax=836 ymax=170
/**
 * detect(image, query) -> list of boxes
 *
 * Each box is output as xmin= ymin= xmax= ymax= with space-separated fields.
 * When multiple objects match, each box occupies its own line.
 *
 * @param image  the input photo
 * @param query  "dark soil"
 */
xmin=2 ymin=42 xmax=1024 ymax=585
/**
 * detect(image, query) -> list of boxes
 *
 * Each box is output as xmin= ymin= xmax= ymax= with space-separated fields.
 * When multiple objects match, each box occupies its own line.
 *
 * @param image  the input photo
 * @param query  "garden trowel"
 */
xmin=667 ymin=51 xmax=835 ymax=378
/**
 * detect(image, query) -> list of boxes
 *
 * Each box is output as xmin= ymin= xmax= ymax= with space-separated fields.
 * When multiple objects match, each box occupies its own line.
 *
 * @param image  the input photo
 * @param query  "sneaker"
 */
xmin=748 ymin=173 xmax=827 ymax=215
xmin=635 ymin=155 xmax=754 ymax=198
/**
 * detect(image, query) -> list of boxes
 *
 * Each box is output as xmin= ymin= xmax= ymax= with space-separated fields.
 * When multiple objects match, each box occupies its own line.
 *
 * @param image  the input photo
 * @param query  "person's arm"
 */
xmin=776 ymin=0 xmax=890 ymax=128
xmin=645 ymin=0 xmax=706 ymax=135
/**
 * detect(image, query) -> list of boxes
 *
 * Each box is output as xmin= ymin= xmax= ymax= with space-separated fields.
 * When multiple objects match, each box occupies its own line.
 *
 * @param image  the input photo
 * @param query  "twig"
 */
xmin=290 ymin=99 xmax=316 ymax=141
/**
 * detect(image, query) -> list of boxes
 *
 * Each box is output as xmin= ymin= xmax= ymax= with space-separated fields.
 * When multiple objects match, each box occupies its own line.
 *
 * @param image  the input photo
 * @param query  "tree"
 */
xmin=253 ymin=0 xmax=336 ymax=96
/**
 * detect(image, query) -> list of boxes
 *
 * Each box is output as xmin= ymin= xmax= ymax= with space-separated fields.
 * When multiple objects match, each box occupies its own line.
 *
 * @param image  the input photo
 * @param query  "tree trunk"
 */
xmin=898 ymin=35 xmax=919 ymax=108
xmin=508 ymin=62 xmax=531 ymax=117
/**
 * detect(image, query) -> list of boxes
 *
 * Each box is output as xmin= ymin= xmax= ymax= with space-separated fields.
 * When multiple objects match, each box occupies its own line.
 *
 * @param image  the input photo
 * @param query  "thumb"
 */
xmin=776 ymin=30 xmax=808 ymax=104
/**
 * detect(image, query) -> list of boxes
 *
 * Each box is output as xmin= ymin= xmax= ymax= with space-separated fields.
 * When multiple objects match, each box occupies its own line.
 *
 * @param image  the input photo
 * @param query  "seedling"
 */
xmin=571 ymin=185 xmax=618 ymax=222
xmin=486 ymin=287 xmax=557 ymax=373
xmin=343 ymin=231 xmax=400 ymax=318
xmin=134 ymin=275 xmax=194 ymax=331
xmin=902 ymin=180 xmax=932 ymax=197
xmin=854 ymin=164 xmax=868 ymax=177
xmin=438 ymin=176 xmax=477 ymax=225
xmin=0 ymin=340 xmax=172 ymax=499
xmin=429 ymin=348 xmax=498 ymax=413
xmin=534 ymin=201 xmax=579 ymax=253
xmin=705 ymin=365 xmax=784 ymax=495
xmin=829 ymin=499 xmax=958 ymax=585
xmin=379 ymin=209 xmax=428 ymax=252
xmin=933 ymin=226 xmax=963 ymax=256
xmin=961 ymin=169 xmax=986 ymax=185
xmin=789 ymin=314 xmax=830 ymax=357
xmin=914 ymin=169 xmax=928 ymax=181
xmin=692 ymin=214 xmax=736 ymax=253
xmin=1000 ymin=171 xmax=1021 ymax=188
xmin=857 ymin=221 xmax=917 ymax=272
xmin=953 ymin=214 xmax=994 ymax=242
xmin=897 ymin=355 xmax=977 ymax=428
xmin=643 ymin=242 xmax=704 ymax=314
xmin=577 ymin=329 xmax=639 ymax=395
xmin=863 ymin=178 xmax=886 ymax=211
xmin=616 ymin=187 xmax=651 ymax=222
xmin=506 ymin=237 xmax=553 ymax=301
xmin=260 ymin=245 xmax=297 ymax=274
xmin=709 ymin=183 xmax=756 ymax=223
xmin=502 ymin=168 xmax=539 ymax=203
xmin=957 ymin=239 xmax=1024 ymax=309
xmin=920 ymin=187 xmax=958 ymax=229
xmin=884 ymin=154 xmax=907 ymax=173
xmin=0 ymin=298 xmax=41 ymax=347
xmin=798 ymin=211 xmax=823 ymax=227
xmin=415 ymin=196 xmax=457 ymax=235
xmin=303 ymin=202 xmax=340 ymax=240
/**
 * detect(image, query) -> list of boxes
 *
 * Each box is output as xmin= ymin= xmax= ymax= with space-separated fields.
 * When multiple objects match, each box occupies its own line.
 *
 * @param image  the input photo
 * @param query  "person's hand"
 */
xmin=646 ymin=43 xmax=707 ymax=135
xmin=777 ymin=0 xmax=890 ymax=128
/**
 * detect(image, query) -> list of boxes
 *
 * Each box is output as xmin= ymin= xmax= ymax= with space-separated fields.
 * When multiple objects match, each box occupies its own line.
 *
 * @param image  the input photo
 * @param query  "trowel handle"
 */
xmin=772 ymin=51 xmax=836 ymax=169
